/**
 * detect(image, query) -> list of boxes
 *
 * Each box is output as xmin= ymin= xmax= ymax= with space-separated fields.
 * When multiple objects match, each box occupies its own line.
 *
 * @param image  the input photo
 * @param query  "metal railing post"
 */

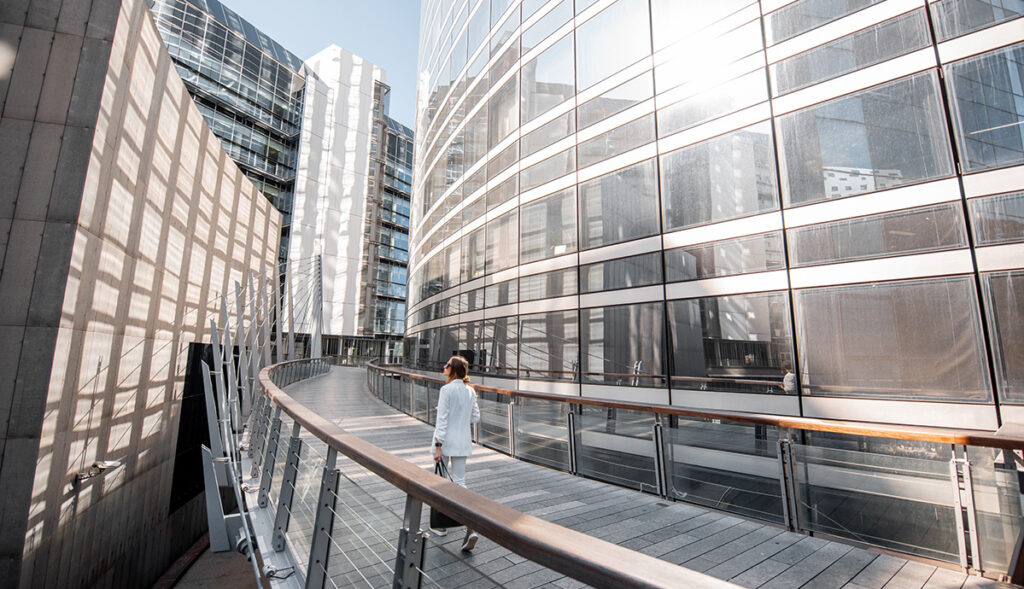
xmin=776 ymin=433 xmax=800 ymax=532
xmin=508 ymin=399 xmax=516 ymax=458
xmin=653 ymin=418 xmax=668 ymax=498
xmin=950 ymin=446 xmax=983 ymax=573
xmin=567 ymin=410 xmax=578 ymax=475
xmin=392 ymin=494 xmax=425 ymax=589
xmin=257 ymin=414 xmax=283 ymax=508
xmin=273 ymin=424 xmax=303 ymax=552
xmin=306 ymin=447 xmax=339 ymax=589
xmin=250 ymin=401 xmax=273 ymax=478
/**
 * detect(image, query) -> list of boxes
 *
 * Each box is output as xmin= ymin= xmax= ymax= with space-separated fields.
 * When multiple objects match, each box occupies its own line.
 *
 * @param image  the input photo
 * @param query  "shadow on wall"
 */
xmin=8 ymin=0 xmax=281 ymax=586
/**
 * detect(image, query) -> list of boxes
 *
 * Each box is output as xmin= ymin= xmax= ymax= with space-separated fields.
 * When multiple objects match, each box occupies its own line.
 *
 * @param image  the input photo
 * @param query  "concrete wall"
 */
xmin=290 ymin=45 xmax=381 ymax=338
xmin=0 ymin=0 xmax=281 ymax=586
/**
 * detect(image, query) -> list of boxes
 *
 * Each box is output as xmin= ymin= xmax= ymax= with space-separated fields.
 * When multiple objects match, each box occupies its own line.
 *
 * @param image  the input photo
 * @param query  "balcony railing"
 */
xmin=245 ymin=356 xmax=738 ymax=588
xmin=366 ymin=362 xmax=1024 ymax=583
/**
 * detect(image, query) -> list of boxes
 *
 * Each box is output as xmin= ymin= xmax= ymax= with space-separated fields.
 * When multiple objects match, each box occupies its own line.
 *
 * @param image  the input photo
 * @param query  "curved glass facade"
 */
xmin=408 ymin=0 xmax=1024 ymax=428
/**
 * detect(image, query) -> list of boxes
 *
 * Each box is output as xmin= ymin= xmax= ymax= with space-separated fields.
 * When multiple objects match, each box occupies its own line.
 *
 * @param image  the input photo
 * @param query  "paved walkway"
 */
xmin=256 ymin=366 xmax=1009 ymax=589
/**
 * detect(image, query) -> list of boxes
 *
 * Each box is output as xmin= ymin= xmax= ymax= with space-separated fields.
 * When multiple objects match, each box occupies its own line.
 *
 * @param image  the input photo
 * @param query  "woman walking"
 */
xmin=432 ymin=355 xmax=481 ymax=551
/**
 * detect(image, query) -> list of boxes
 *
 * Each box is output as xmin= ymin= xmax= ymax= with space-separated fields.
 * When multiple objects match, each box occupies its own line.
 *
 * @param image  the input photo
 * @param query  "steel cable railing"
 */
xmin=368 ymin=361 xmax=1024 ymax=583
xmin=244 ymin=357 xmax=737 ymax=589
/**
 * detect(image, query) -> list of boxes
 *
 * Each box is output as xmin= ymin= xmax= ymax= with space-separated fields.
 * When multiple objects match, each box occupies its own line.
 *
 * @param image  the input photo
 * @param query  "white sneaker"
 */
xmin=428 ymin=527 xmax=448 ymax=537
xmin=460 ymin=530 xmax=478 ymax=552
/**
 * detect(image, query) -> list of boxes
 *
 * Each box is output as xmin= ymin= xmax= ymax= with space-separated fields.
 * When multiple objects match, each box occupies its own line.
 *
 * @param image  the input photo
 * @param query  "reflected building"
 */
xmin=150 ymin=0 xmax=413 ymax=360
xmin=407 ymin=0 xmax=1024 ymax=429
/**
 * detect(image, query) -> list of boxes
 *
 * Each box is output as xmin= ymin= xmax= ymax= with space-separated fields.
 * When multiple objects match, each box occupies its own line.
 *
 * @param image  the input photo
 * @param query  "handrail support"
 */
xmin=392 ymin=494 xmax=425 ymax=589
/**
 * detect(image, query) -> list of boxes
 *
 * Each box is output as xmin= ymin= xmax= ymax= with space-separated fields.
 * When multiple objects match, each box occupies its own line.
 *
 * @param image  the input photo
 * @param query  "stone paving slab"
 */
xmin=262 ymin=367 xmax=1013 ymax=589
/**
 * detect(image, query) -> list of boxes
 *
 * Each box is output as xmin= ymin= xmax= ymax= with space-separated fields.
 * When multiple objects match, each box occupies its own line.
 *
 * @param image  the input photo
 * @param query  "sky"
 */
xmin=218 ymin=0 xmax=422 ymax=128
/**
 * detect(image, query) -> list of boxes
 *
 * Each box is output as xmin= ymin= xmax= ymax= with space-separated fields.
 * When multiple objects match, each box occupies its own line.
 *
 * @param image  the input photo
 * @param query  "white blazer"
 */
xmin=433 ymin=380 xmax=480 ymax=457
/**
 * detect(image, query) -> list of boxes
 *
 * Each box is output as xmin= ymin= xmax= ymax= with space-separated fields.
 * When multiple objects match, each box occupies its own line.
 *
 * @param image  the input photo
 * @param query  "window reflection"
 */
xmin=778 ymin=72 xmax=954 ymax=207
xmin=945 ymin=43 xmax=1024 ymax=172
xmin=485 ymin=210 xmax=519 ymax=273
xmin=661 ymin=123 xmax=778 ymax=231
xmin=519 ymin=310 xmax=579 ymax=381
xmin=668 ymin=292 xmax=795 ymax=394
xmin=520 ymin=188 xmax=577 ymax=262
xmin=581 ymin=303 xmax=667 ymax=387
xmin=931 ymin=0 xmax=1024 ymax=41
xmin=983 ymin=271 xmax=1024 ymax=402
xmin=580 ymin=252 xmax=662 ymax=293
xmin=580 ymin=158 xmax=660 ymax=249
xmin=794 ymin=278 xmax=992 ymax=401
xmin=520 ymin=267 xmax=577 ymax=301
xmin=575 ymin=0 xmax=652 ymax=90
xmin=788 ymin=204 xmax=968 ymax=267
xmin=522 ymin=34 xmax=576 ymax=124
xmin=665 ymin=232 xmax=784 ymax=282
xmin=969 ymin=192 xmax=1024 ymax=245
xmin=766 ymin=0 xmax=884 ymax=46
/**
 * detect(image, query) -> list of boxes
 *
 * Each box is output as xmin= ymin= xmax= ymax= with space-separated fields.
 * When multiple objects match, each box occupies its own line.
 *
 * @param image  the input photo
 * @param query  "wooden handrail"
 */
xmin=370 ymin=362 xmax=1024 ymax=451
xmin=259 ymin=360 xmax=737 ymax=589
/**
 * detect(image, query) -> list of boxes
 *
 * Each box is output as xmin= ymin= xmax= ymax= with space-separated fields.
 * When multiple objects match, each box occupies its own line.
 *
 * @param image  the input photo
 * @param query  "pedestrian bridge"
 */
xmin=205 ymin=358 xmax=1021 ymax=588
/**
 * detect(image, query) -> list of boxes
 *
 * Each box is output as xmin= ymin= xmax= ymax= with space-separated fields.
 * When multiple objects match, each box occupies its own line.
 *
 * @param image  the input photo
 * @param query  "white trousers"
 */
xmin=443 ymin=455 xmax=467 ymax=488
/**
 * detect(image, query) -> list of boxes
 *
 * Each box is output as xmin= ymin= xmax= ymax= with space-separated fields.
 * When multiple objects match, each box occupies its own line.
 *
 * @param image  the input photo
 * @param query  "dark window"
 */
xmin=519 ymin=310 xmax=579 ymax=381
xmin=581 ymin=302 xmax=667 ymax=387
xmin=580 ymin=252 xmax=663 ymax=293
xmin=665 ymin=232 xmax=785 ymax=282
xmin=983 ymin=271 xmax=1024 ymax=402
xmin=580 ymin=158 xmax=660 ymax=249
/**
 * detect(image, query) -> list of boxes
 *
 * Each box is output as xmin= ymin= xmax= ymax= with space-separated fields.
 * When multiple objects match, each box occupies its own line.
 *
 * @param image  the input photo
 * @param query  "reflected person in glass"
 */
xmin=432 ymin=355 xmax=482 ymax=551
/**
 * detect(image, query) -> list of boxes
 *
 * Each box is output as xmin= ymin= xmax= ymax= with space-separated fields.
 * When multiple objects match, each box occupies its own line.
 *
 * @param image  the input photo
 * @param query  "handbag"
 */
xmin=429 ymin=461 xmax=461 ymax=529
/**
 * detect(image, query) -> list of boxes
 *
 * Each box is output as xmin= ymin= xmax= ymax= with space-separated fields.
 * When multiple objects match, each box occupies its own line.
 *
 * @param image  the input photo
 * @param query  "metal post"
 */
xmin=950 ymin=446 xmax=982 ymax=572
xmin=392 ymin=495 xmax=425 ymax=589
xmin=653 ymin=419 xmax=668 ymax=498
xmin=312 ymin=255 xmax=323 ymax=359
xmin=275 ymin=263 xmax=284 ymax=364
xmin=776 ymin=434 xmax=800 ymax=532
xmin=508 ymin=400 xmax=517 ymax=458
xmin=260 ymin=270 xmax=272 ymax=367
xmin=201 ymin=363 xmax=224 ymax=458
xmin=273 ymin=423 xmax=303 ymax=552
xmin=286 ymin=264 xmax=296 ymax=360
xmin=258 ymin=416 xmax=283 ymax=508
xmin=306 ymin=447 xmax=339 ymax=589
xmin=235 ymin=281 xmax=251 ymax=414
xmin=250 ymin=402 xmax=274 ymax=478
xmin=567 ymin=410 xmax=578 ymax=475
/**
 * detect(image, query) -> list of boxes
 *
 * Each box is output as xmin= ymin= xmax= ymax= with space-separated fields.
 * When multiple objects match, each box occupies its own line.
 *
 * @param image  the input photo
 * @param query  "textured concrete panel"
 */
xmin=47 ymin=124 xmax=93 ymax=222
xmin=0 ymin=117 xmax=32 ymax=218
xmin=0 ymin=0 xmax=30 ymax=27
xmin=14 ymin=121 xmax=62 ymax=220
xmin=0 ymin=23 xmax=23 ymax=108
xmin=35 ymin=32 xmax=82 ymax=124
xmin=27 ymin=220 xmax=76 ymax=326
xmin=0 ymin=218 xmax=44 ymax=325
xmin=66 ymin=36 xmax=112 ymax=128
xmin=25 ymin=0 xmax=62 ymax=31
xmin=2 ymin=26 xmax=51 ymax=121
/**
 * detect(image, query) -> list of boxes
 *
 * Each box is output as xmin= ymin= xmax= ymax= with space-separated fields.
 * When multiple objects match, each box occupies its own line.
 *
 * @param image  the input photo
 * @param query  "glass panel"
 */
xmin=486 ymin=175 xmax=517 ymax=210
xmin=663 ymin=418 xmax=784 ymax=523
xmin=661 ymin=122 xmax=779 ymax=231
xmin=513 ymin=397 xmax=570 ymax=469
xmin=967 ymin=446 xmax=1023 ymax=572
xmin=399 ymin=376 xmax=411 ymax=414
xmin=580 ymin=252 xmax=663 ymax=293
xmin=575 ymin=407 xmax=657 ymax=492
xmin=520 ymin=146 xmax=575 ymax=191
xmin=519 ymin=268 xmax=577 ymax=301
xmin=778 ymin=72 xmax=954 ymax=206
xmin=519 ymin=310 xmax=579 ymax=381
xmin=520 ymin=188 xmax=577 ymax=262
xmin=770 ymin=10 xmax=930 ymax=96
xmin=577 ymin=71 xmax=654 ymax=130
xmin=668 ymin=292 xmax=795 ymax=394
xmin=487 ymin=141 xmax=519 ymax=179
xmin=787 ymin=204 xmax=968 ymax=267
xmin=794 ymin=433 xmax=958 ymax=563
xmin=579 ymin=158 xmax=660 ymax=249
xmin=983 ymin=271 xmax=1024 ymax=402
xmin=578 ymin=113 xmax=655 ymax=168
xmin=488 ymin=73 xmax=519 ymax=149
xmin=413 ymin=380 xmax=430 ymax=421
xmin=665 ymin=232 xmax=785 ymax=282
xmin=969 ymin=191 xmax=1024 ymax=245
xmin=522 ymin=33 xmax=575 ymax=124
xmin=658 ymin=69 xmax=768 ymax=137
xmin=523 ymin=0 xmax=573 ymax=51
xmin=794 ymin=277 xmax=992 ymax=401
xmin=485 ymin=279 xmax=517 ymax=307
xmin=650 ymin=0 xmax=758 ymax=52
xmin=931 ymin=0 xmax=1024 ymax=41
xmin=521 ymin=111 xmax=575 ymax=157
xmin=461 ymin=226 xmax=486 ymax=282
xmin=480 ymin=316 xmax=519 ymax=377
xmin=766 ymin=0 xmax=884 ymax=46
xmin=654 ymin=19 xmax=764 ymax=97
xmin=485 ymin=209 xmax=518 ymax=273
xmin=478 ymin=390 xmax=512 ymax=453
xmin=580 ymin=303 xmax=667 ymax=387
xmin=575 ymin=0 xmax=652 ymax=90
xmin=945 ymin=43 xmax=1024 ymax=172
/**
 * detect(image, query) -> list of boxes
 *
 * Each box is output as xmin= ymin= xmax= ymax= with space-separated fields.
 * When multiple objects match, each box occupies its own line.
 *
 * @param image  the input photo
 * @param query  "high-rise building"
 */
xmin=149 ymin=0 xmax=413 ymax=358
xmin=150 ymin=0 xmax=305 ymax=263
xmin=406 ymin=0 xmax=1024 ymax=432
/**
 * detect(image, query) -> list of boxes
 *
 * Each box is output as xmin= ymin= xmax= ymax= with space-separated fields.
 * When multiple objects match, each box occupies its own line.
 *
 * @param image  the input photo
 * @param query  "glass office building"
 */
xmin=406 ymin=0 xmax=1024 ymax=431
xmin=150 ymin=0 xmax=305 ymax=262
xmin=354 ymin=82 xmax=415 ymax=360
